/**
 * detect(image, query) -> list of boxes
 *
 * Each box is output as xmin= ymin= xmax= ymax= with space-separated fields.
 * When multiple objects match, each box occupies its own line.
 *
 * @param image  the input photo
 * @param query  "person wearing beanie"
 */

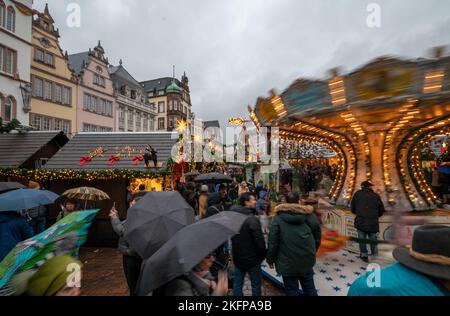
xmin=26 ymin=255 xmax=82 ymax=296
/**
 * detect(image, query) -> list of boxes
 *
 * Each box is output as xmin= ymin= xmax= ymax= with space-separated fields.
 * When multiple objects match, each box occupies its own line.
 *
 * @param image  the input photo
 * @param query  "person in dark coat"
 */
xmin=207 ymin=184 xmax=228 ymax=206
xmin=230 ymin=192 xmax=267 ymax=296
xmin=351 ymin=181 xmax=385 ymax=262
xmin=202 ymin=200 xmax=229 ymax=280
xmin=266 ymin=192 xmax=321 ymax=296
xmin=109 ymin=196 xmax=144 ymax=296
xmin=0 ymin=212 xmax=34 ymax=261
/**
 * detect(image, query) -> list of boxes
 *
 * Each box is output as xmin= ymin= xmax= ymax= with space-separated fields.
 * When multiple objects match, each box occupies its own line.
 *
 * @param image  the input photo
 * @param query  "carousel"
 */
xmin=248 ymin=48 xmax=450 ymax=254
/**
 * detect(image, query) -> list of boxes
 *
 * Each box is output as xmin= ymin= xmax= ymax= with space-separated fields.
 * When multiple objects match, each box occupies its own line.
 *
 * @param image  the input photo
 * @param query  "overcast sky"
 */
xmin=33 ymin=0 xmax=450 ymax=127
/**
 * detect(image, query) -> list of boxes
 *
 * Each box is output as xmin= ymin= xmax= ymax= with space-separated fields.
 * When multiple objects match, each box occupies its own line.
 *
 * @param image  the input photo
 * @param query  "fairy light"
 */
xmin=328 ymin=76 xmax=347 ymax=106
xmin=271 ymin=96 xmax=287 ymax=118
xmin=423 ymin=70 xmax=445 ymax=93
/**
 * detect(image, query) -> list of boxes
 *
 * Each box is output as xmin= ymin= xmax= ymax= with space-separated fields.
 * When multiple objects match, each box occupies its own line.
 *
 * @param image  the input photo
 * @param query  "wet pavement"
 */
xmin=79 ymin=247 xmax=284 ymax=296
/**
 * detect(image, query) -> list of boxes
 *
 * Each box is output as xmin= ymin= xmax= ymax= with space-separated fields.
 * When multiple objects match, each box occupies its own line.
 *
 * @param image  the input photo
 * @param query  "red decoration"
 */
xmin=78 ymin=156 xmax=92 ymax=166
xmin=107 ymin=154 xmax=121 ymax=166
xmin=132 ymin=155 xmax=144 ymax=166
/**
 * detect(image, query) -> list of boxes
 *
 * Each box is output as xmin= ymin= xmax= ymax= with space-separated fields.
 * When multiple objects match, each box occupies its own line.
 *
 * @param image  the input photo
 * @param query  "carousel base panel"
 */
xmin=261 ymin=249 xmax=392 ymax=296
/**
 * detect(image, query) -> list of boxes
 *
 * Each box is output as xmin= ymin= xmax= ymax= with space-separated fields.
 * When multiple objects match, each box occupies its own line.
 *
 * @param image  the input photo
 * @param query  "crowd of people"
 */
xmin=1 ymin=176 xmax=449 ymax=297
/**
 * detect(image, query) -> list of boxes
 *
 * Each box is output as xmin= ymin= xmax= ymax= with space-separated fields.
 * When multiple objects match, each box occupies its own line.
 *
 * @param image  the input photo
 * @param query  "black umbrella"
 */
xmin=124 ymin=191 xmax=195 ymax=259
xmin=136 ymin=211 xmax=247 ymax=296
xmin=184 ymin=171 xmax=200 ymax=179
xmin=194 ymin=172 xmax=233 ymax=184
xmin=0 ymin=182 xmax=26 ymax=194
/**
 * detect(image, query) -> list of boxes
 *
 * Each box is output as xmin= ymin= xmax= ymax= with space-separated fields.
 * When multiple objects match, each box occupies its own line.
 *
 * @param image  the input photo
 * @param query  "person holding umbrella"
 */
xmin=0 ymin=210 xmax=33 ymax=261
xmin=109 ymin=195 xmax=145 ymax=296
xmin=157 ymin=254 xmax=229 ymax=296
xmin=56 ymin=198 xmax=78 ymax=221
xmin=136 ymin=211 xmax=247 ymax=296
xmin=0 ymin=188 xmax=59 ymax=261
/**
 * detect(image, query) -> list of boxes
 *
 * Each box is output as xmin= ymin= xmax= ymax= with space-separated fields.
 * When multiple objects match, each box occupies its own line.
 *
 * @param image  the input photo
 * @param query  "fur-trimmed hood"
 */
xmin=275 ymin=203 xmax=314 ymax=215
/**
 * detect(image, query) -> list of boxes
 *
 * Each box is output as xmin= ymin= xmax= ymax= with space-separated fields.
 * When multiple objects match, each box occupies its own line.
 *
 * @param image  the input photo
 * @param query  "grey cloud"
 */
xmin=34 ymin=0 xmax=450 ymax=128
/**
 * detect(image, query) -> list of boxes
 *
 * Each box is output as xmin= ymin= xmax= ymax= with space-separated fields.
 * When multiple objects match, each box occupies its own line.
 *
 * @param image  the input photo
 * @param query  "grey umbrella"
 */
xmin=136 ymin=211 xmax=248 ymax=296
xmin=124 ymin=191 xmax=195 ymax=259
xmin=194 ymin=172 xmax=233 ymax=184
xmin=0 ymin=189 xmax=59 ymax=212
xmin=0 ymin=182 xmax=26 ymax=194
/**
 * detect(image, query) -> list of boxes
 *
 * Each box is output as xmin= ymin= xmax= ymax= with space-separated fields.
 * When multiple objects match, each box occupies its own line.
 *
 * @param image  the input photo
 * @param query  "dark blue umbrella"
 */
xmin=0 ymin=189 xmax=59 ymax=212
xmin=437 ymin=166 xmax=450 ymax=175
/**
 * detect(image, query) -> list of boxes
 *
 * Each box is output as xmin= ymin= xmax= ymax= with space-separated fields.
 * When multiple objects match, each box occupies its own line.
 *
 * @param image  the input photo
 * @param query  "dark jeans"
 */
xmin=282 ymin=270 xmax=318 ymax=296
xmin=357 ymin=230 xmax=378 ymax=257
xmin=233 ymin=264 xmax=262 ymax=296
xmin=29 ymin=216 xmax=46 ymax=235
xmin=123 ymin=255 xmax=143 ymax=296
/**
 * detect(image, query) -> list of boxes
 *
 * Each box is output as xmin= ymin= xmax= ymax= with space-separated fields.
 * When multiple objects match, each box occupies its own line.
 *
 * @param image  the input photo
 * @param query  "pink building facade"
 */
xmin=68 ymin=41 xmax=115 ymax=132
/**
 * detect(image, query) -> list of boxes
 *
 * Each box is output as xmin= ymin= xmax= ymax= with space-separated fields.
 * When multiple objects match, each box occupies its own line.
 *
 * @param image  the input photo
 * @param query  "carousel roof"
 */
xmin=44 ymin=132 xmax=177 ymax=171
xmin=249 ymin=53 xmax=450 ymax=132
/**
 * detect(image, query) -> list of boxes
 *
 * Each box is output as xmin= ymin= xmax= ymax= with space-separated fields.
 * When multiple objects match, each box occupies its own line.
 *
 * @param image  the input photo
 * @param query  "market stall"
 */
xmin=20 ymin=132 xmax=177 ymax=246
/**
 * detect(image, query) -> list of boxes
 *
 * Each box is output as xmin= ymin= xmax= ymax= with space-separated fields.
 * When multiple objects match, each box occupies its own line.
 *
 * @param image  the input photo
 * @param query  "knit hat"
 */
xmin=26 ymin=255 xmax=82 ymax=296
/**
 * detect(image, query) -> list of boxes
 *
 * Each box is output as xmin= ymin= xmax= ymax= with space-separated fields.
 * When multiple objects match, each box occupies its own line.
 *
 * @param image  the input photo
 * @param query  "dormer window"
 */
xmin=93 ymin=74 xmax=105 ymax=87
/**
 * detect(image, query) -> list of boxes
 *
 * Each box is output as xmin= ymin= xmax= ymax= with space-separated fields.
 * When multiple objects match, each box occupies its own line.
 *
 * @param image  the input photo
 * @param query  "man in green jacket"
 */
xmin=266 ymin=192 xmax=321 ymax=296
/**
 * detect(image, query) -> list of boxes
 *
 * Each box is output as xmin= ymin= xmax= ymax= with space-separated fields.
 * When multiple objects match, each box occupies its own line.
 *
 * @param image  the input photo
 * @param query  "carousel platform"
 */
xmin=261 ymin=247 xmax=395 ymax=296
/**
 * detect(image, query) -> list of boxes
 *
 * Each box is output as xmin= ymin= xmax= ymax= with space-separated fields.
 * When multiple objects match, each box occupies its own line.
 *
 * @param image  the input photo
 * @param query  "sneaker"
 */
xmin=360 ymin=256 xmax=369 ymax=263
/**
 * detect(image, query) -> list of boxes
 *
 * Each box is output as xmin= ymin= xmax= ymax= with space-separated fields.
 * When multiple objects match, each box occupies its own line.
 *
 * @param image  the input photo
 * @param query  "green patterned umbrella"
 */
xmin=0 ymin=209 xmax=99 ymax=292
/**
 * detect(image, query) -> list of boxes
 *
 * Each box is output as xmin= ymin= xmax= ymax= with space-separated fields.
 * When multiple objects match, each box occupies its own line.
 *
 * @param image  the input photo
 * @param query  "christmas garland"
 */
xmin=0 ymin=168 xmax=169 ymax=182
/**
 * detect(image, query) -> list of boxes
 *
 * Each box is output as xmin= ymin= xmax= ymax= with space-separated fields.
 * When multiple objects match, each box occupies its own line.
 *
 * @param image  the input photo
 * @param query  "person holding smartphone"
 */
xmin=109 ymin=198 xmax=143 ymax=296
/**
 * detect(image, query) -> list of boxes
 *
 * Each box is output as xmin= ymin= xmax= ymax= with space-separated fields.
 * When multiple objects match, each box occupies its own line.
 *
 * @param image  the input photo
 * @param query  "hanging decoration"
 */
xmin=132 ymin=155 xmax=144 ymax=166
xmin=107 ymin=154 xmax=121 ymax=166
xmin=78 ymin=156 xmax=92 ymax=166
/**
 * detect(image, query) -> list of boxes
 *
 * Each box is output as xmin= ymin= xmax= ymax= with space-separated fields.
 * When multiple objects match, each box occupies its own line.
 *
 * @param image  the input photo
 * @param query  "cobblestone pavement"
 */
xmin=79 ymin=248 xmax=284 ymax=296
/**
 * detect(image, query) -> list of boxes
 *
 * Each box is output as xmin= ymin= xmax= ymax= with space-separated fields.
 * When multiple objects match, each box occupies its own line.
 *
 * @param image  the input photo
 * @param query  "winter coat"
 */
xmin=266 ymin=203 xmax=321 ymax=277
xmin=160 ymin=271 xmax=215 ymax=296
xmin=110 ymin=218 xmax=139 ymax=257
xmin=0 ymin=212 xmax=34 ymax=261
xmin=350 ymin=187 xmax=385 ymax=233
xmin=230 ymin=205 xmax=267 ymax=270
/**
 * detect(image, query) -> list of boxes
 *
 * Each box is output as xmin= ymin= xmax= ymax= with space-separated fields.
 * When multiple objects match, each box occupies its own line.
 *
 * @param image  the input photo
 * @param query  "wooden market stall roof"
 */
xmin=0 ymin=131 xmax=69 ymax=169
xmin=43 ymin=132 xmax=177 ymax=170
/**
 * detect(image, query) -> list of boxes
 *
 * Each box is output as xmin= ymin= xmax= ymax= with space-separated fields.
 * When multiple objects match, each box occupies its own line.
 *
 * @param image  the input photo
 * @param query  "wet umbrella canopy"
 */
xmin=0 ymin=189 xmax=59 ymax=212
xmin=194 ymin=172 xmax=233 ymax=184
xmin=124 ymin=191 xmax=195 ymax=259
xmin=136 ymin=211 xmax=247 ymax=296
xmin=0 ymin=182 xmax=26 ymax=194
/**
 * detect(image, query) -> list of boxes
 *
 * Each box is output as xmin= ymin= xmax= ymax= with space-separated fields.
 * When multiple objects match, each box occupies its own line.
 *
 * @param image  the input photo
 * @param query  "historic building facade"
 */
xmin=69 ymin=41 xmax=115 ymax=132
xmin=0 ymin=0 xmax=32 ymax=126
xmin=141 ymin=73 xmax=193 ymax=132
xmin=109 ymin=60 xmax=156 ymax=132
xmin=29 ymin=4 xmax=77 ymax=135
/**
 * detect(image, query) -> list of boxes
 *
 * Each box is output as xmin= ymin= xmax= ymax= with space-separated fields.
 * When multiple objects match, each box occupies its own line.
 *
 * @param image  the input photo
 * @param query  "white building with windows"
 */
xmin=0 ymin=0 xmax=32 ymax=126
xmin=109 ymin=60 xmax=156 ymax=132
